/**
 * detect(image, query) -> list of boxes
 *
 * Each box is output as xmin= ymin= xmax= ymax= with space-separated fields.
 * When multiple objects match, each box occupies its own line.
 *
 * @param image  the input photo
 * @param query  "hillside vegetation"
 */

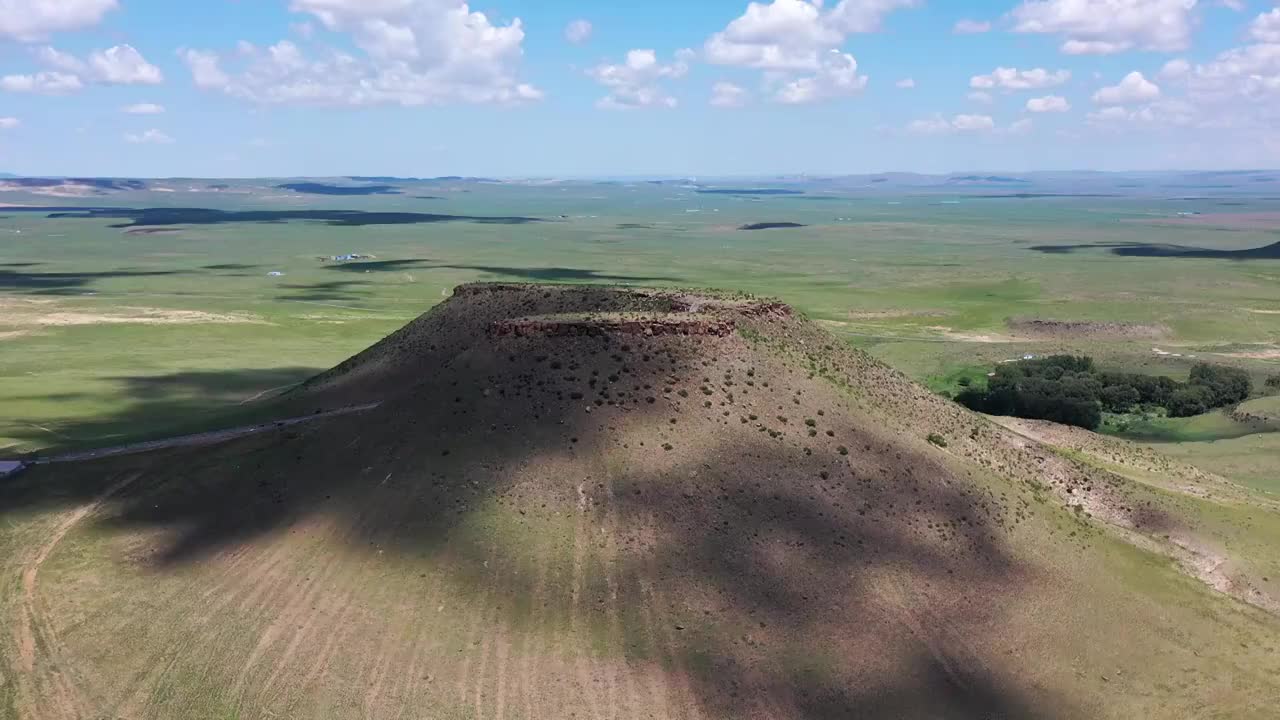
xmin=956 ymin=355 xmax=1253 ymax=429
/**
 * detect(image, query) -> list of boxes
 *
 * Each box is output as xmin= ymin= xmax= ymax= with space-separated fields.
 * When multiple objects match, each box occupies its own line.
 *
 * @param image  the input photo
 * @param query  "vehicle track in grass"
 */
xmin=11 ymin=472 xmax=140 ymax=720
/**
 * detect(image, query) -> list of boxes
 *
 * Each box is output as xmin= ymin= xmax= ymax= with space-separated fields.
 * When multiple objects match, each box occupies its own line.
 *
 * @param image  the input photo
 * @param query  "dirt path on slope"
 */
xmin=35 ymin=403 xmax=380 ymax=465
xmin=12 ymin=472 xmax=141 ymax=720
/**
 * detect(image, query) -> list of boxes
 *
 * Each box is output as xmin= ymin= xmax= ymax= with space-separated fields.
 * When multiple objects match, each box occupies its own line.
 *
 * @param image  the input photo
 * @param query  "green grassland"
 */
xmin=3 ymin=184 xmax=1280 ymax=457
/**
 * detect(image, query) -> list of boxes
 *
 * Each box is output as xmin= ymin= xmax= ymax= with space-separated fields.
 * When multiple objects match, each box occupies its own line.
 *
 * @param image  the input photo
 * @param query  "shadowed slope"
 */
xmin=1 ymin=284 xmax=1278 ymax=720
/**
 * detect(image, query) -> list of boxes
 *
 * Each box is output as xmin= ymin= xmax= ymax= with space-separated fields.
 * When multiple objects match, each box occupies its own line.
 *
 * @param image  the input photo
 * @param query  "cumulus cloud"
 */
xmin=705 ymin=0 xmax=916 ymax=70
xmin=710 ymin=81 xmax=749 ymax=107
xmin=88 ymin=45 xmax=163 ymax=84
xmin=970 ymin=67 xmax=1070 ymax=91
xmin=182 ymin=0 xmax=541 ymax=106
xmin=953 ymin=19 xmax=992 ymax=34
xmin=968 ymin=90 xmax=993 ymax=103
xmin=1159 ymin=58 xmax=1191 ymax=80
xmin=0 ymin=117 xmax=19 ymax=129
xmin=1011 ymin=0 xmax=1199 ymax=54
xmin=773 ymin=49 xmax=867 ymax=103
xmin=895 ymin=77 xmax=915 ymax=88
xmin=1005 ymin=118 xmax=1034 ymax=135
xmin=10 ymin=44 xmax=162 ymax=92
xmin=565 ymin=19 xmax=593 ymax=44
xmin=1093 ymin=71 xmax=1161 ymax=105
xmin=1081 ymin=40 xmax=1280 ymax=134
xmin=826 ymin=0 xmax=920 ymax=33
xmin=703 ymin=0 xmax=910 ymax=104
xmin=588 ymin=48 xmax=691 ymax=109
xmin=123 ymin=102 xmax=165 ymax=114
xmin=1250 ymin=9 xmax=1280 ymax=43
xmin=704 ymin=0 xmax=842 ymax=71
xmin=0 ymin=71 xmax=83 ymax=94
xmin=1026 ymin=94 xmax=1070 ymax=112
xmin=125 ymin=129 xmax=174 ymax=144
xmin=180 ymin=49 xmax=230 ymax=90
xmin=0 ymin=0 xmax=117 ymax=42
xmin=906 ymin=113 xmax=996 ymax=134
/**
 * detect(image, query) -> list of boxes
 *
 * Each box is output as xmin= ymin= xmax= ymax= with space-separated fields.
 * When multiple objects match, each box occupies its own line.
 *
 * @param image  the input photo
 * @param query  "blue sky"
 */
xmin=1 ymin=0 xmax=1278 ymax=177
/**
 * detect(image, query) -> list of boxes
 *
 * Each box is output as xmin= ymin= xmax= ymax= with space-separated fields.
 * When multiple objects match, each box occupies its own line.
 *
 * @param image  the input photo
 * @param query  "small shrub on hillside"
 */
xmin=1267 ymin=374 xmax=1280 ymax=390
xmin=927 ymin=433 xmax=949 ymax=448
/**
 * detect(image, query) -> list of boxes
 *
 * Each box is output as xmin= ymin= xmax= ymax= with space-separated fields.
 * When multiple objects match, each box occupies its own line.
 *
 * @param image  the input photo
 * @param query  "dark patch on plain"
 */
xmin=202 ymin=263 xmax=260 ymax=271
xmin=324 ymin=259 xmax=433 ymax=273
xmin=431 ymin=264 xmax=676 ymax=283
xmin=277 ymin=183 xmax=402 ymax=196
xmin=35 ymin=207 xmax=542 ymax=228
xmin=1029 ymin=240 xmax=1280 ymax=260
xmin=947 ymin=175 xmax=1029 ymax=184
xmin=739 ymin=222 xmax=807 ymax=231
xmin=0 ymin=268 xmax=181 ymax=294
xmin=697 ymin=188 xmax=805 ymax=196
xmin=961 ymin=193 xmax=1118 ymax=199
xmin=276 ymin=279 xmax=373 ymax=303
xmin=2 ymin=177 xmax=146 ymax=191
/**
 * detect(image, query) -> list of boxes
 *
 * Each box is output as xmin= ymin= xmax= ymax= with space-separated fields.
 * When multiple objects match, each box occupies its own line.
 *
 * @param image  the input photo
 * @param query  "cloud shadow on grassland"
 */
xmin=4 ymin=367 xmax=322 ymax=458
xmin=1029 ymin=240 xmax=1280 ymax=260
xmin=33 ymin=207 xmax=543 ymax=228
xmin=0 ymin=268 xmax=182 ymax=294
xmin=430 ymin=263 xmax=678 ymax=283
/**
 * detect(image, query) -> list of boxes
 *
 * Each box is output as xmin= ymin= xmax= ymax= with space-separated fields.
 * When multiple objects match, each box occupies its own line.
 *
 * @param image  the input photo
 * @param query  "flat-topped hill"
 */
xmin=1 ymin=283 xmax=1277 ymax=720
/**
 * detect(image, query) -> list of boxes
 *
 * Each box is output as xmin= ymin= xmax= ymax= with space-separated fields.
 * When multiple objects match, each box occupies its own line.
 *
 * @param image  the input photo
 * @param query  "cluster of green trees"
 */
xmin=954 ymin=355 xmax=1252 ymax=430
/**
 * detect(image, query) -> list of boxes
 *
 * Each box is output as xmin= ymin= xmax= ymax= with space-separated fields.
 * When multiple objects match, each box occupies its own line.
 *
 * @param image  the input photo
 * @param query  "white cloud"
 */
xmin=35 ymin=46 xmax=85 ymax=73
xmin=0 ymin=117 xmax=19 ymax=129
xmin=704 ymin=0 xmax=916 ymax=71
xmin=710 ymin=81 xmax=749 ymax=107
xmin=906 ymin=113 xmax=996 ymax=134
xmin=826 ymin=0 xmax=920 ymax=33
xmin=1093 ymin=71 xmax=1161 ymax=105
xmin=19 ymin=44 xmax=162 ymax=92
xmin=970 ymin=67 xmax=1070 ymax=91
xmin=1249 ymin=9 xmax=1280 ymax=43
xmin=565 ymin=19 xmax=593 ymax=44
xmin=1159 ymin=58 xmax=1191 ymax=80
xmin=1026 ymin=94 xmax=1070 ymax=112
xmin=180 ymin=49 xmax=231 ymax=90
xmin=1011 ymin=0 xmax=1199 ymax=54
xmin=125 ymin=129 xmax=174 ymax=144
xmin=182 ymin=0 xmax=541 ymax=106
xmin=123 ymin=102 xmax=165 ymax=114
xmin=895 ymin=77 xmax=915 ymax=88
xmin=0 ymin=0 xmax=117 ymax=42
xmin=1079 ymin=40 xmax=1280 ymax=134
xmin=953 ymin=19 xmax=991 ymax=34
xmin=703 ymin=0 xmax=908 ymax=105
xmin=0 ymin=71 xmax=83 ymax=94
xmin=1005 ymin=118 xmax=1034 ymax=134
xmin=968 ymin=90 xmax=993 ymax=103
xmin=588 ymin=48 xmax=690 ymax=109
xmin=88 ymin=45 xmax=163 ymax=84
xmin=953 ymin=113 xmax=996 ymax=131
xmin=704 ymin=0 xmax=841 ymax=71
xmin=773 ymin=49 xmax=867 ymax=103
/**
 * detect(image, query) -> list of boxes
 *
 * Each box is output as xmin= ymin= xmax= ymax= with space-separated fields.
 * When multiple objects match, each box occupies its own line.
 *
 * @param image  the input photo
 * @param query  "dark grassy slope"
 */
xmin=9 ymin=207 xmax=542 ymax=227
xmin=2 ymin=284 xmax=1278 ymax=719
